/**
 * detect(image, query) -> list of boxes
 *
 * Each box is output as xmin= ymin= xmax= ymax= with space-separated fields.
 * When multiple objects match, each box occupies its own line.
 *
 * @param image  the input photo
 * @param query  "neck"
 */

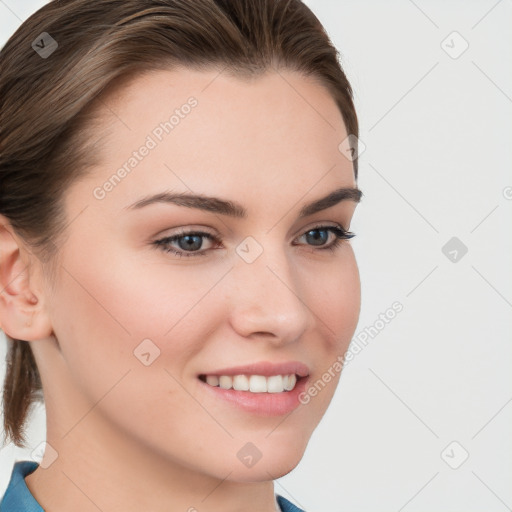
xmin=25 ymin=411 xmax=279 ymax=512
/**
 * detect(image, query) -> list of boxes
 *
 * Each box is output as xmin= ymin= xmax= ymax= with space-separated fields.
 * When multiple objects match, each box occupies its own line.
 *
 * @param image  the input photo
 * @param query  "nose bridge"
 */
xmin=227 ymin=235 xmax=311 ymax=341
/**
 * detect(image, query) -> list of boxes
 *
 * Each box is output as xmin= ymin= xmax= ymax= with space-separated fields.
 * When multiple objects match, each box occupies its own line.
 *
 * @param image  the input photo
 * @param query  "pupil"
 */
xmin=181 ymin=235 xmax=201 ymax=251
xmin=307 ymin=229 xmax=327 ymax=246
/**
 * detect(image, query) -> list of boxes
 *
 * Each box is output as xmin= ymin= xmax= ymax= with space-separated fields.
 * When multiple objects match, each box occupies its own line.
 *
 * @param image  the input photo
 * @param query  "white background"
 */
xmin=1 ymin=1 xmax=511 ymax=511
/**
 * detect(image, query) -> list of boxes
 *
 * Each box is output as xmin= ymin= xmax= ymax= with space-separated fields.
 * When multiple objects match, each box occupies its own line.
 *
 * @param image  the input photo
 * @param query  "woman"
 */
xmin=0 ymin=1 xmax=362 ymax=510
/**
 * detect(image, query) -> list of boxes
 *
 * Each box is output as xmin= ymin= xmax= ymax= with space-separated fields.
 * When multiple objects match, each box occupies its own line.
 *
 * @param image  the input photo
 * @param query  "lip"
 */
xmin=199 ymin=360 xmax=310 ymax=378
xmin=197 ymin=360 xmax=310 ymax=416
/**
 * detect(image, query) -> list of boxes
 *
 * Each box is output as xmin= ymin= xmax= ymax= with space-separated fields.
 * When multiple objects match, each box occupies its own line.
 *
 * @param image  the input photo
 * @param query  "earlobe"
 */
xmin=0 ymin=215 xmax=53 ymax=341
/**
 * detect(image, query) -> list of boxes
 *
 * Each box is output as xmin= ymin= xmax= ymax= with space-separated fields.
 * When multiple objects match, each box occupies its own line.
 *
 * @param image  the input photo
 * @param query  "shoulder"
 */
xmin=276 ymin=494 xmax=307 ymax=512
xmin=0 ymin=460 xmax=43 ymax=512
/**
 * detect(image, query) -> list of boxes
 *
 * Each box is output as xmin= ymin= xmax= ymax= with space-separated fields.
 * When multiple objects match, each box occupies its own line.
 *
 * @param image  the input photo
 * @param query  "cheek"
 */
xmin=301 ymin=250 xmax=360 ymax=406
xmin=48 ymin=251 xmax=221 ymax=448
xmin=48 ymin=249 xmax=210 ymax=397
xmin=311 ymin=247 xmax=361 ymax=351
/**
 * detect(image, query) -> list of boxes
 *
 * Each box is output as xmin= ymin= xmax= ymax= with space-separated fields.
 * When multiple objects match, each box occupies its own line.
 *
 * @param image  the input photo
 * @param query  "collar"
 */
xmin=0 ymin=461 xmax=42 ymax=512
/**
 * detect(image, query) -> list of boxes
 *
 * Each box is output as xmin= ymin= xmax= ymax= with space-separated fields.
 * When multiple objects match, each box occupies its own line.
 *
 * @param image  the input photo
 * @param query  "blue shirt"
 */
xmin=0 ymin=461 xmax=305 ymax=512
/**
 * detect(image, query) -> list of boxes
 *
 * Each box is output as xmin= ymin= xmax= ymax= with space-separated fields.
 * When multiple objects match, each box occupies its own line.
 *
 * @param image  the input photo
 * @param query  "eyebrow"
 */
xmin=125 ymin=186 xmax=362 ymax=218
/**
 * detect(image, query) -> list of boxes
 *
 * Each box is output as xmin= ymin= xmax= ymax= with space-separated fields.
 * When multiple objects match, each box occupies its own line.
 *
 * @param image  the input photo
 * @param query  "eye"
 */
xmin=152 ymin=224 xmax=355 ymax=258
xmin=153 ymin=229 xmax=218 ymax=258
xmin=295 ymin=224 xmax=355 ymax=253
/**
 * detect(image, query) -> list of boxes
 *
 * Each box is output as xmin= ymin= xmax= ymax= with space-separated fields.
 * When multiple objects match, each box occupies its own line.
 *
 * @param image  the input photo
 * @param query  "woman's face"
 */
xmin=39 ymin=67 xmax=361 ymax=481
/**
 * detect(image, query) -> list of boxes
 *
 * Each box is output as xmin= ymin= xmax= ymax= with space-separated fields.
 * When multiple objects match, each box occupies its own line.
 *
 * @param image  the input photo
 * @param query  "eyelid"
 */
xmin=152 ymin=225 xmax=218 ymax=241
xmin=154 ymin=221 xmax=348 ymax=243
xmin=301 ymin=221 xmax=348 ymax=233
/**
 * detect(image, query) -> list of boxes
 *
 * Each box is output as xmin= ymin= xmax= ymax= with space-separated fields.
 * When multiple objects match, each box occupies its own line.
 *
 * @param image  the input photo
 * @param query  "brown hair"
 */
xmin=0 ymin=0 xmax=359 ymax=448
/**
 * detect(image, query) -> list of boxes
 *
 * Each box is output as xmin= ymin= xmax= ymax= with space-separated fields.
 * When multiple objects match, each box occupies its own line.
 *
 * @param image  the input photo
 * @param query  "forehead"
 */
xmin=102 ymin=66 xmax=344 ymax=125
xmin=66 ymin=67 xmax=354 ymax=219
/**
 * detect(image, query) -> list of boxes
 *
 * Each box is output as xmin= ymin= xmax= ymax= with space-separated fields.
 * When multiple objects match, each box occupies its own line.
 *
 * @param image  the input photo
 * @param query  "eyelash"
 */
xmin=152 ymin=224 xmax=355 ymax=258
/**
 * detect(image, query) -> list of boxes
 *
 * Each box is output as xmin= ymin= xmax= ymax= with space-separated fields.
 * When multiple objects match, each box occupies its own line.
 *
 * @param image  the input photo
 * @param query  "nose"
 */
xmin=226 ymin=240 xmax=312 ymax=345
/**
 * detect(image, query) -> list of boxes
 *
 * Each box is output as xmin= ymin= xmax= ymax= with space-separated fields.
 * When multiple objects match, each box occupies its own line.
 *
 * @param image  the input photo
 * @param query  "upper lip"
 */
xmin=200 ymin=361 xmax=310 ymax=378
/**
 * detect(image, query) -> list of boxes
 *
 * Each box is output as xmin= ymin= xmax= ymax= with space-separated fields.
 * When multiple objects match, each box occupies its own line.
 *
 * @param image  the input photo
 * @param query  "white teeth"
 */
xmin=267 ymin=375 xmax=283 ymax=393
xmin=203 ymin=373 xmax=298 ymax=393
xmin=233 ymin=375 xmax=250 ymax=391
xmin=206 ymin=375 xmax=219 ymax=387
xmin=284 ymin=374 xmax=296 ymax=391
xmin=219 ymin=375 xmax=232 ymax=389
xmin=249 ymin=375 xmax=267 ymax=393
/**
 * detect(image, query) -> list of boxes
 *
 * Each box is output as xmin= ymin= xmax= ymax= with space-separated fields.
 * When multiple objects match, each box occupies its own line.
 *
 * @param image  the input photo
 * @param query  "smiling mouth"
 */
xmin=198 ymin=374 xmax=300 ymax=393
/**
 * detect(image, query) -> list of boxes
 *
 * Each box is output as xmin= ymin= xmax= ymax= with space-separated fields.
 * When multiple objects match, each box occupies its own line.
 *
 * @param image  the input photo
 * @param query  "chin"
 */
xmin=226 ymin=439 xmax=308 ymax=483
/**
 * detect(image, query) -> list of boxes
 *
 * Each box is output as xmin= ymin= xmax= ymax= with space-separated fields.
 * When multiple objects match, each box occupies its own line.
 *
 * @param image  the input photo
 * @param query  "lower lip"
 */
xmin=199 ymin=377 xmax=309 ymax=416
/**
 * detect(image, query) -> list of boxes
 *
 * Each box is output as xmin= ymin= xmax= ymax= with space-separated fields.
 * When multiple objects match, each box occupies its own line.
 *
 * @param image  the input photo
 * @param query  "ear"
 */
xmin=0 ymin=214 xmax=53 ymax=341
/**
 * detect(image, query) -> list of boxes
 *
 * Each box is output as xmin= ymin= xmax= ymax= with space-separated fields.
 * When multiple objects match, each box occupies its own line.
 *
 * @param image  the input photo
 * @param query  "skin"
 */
xmin=0 ymin=68 xmax=361 ymax=512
